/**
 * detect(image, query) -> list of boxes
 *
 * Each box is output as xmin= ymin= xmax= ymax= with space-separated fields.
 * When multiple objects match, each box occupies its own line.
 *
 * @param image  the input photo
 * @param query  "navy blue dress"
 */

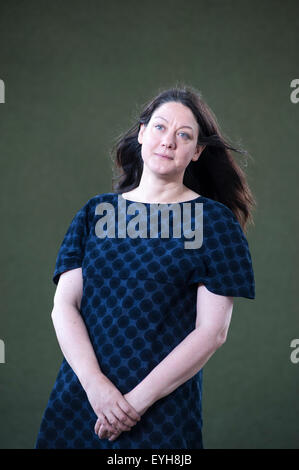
xmin=35 ymin=192 xmax=255 ymax=449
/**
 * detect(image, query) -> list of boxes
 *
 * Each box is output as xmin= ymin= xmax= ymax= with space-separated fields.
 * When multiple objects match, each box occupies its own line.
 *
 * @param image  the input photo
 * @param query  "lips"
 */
xmin=155 ymin=153 xmax=173 ymax=160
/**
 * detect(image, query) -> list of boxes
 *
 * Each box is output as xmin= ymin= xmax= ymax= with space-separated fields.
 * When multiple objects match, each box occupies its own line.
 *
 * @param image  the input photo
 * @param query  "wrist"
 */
xmin=126 ymin=382 xmax=157 ymax=415
xmin=80 ymin=369 xmax=107 ymax=393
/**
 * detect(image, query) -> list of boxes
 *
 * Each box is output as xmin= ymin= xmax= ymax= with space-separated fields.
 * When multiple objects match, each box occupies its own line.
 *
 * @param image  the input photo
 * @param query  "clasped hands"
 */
xmin=85 ymin=374 xmax=148 ymax=442
xmin=93 ymin=390 xmax=140 ymax=442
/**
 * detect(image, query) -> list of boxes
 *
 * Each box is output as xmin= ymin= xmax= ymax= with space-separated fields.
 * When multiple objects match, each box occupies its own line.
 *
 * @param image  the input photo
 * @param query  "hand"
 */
xmin=84 ymin=373 xmax=141 ymax=439
xmin=94 ymin=416 xmax=124 ymax=442
xmin=95 ymin=388 xmax=151 ymax=442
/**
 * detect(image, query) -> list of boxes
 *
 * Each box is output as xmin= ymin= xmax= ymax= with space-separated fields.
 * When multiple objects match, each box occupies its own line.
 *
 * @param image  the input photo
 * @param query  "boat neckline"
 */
xmin=118 ymin=193 xmax=204 ymax=205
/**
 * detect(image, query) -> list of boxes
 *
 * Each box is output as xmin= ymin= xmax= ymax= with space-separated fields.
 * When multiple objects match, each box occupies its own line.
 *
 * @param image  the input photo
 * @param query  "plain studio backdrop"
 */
xmin=0 ymin=0 xmax=298 ymax=449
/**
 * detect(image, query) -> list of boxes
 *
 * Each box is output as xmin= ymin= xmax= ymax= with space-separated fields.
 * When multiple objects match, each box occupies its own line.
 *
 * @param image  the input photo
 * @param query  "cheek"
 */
xmin=184 ymin=143 xmax=197 ymax=155
xmin=140 ymin=136 xmax=152 ymax=159
xmin=177 ymin=148 xmax=196 ymax=165
xmin=142 ymin=132 xmax=158 ymax=152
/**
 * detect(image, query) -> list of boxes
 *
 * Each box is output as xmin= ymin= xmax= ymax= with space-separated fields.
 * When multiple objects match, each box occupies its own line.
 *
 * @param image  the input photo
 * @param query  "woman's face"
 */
xmin=138 ymin=101 xmax=204 ymax=178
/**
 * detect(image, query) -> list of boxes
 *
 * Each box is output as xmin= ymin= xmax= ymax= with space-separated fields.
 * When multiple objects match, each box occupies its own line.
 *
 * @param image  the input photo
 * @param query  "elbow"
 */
xmin=215 ymin=331 xmax=228 ymax=348
xmin=51 ymin=299 xmax=62 ymax=323
xmin=195 ymin=327 xmax=227 ymax=351
xmin=51 ymin=291 xmax=59 ymax=322
xmin=50 ymin=300 xmax=80 ymax=325
xmin=51 ymin=305 xmax=58 ymax=323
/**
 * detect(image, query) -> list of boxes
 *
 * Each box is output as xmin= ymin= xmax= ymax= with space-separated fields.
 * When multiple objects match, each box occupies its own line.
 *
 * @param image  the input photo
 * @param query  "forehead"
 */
xmin=151 ymin=101 xmax=198 ymax=126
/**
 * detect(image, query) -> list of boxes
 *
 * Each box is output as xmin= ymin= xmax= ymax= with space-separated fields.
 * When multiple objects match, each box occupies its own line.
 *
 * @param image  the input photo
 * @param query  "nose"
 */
xmin=161 ymin=135 xmax=176 ymax=149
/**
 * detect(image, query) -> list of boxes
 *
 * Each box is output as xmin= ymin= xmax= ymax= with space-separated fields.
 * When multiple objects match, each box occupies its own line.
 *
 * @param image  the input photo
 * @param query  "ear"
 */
xmin=191 ymin=145 xmax=206 ymax=162
xmin=137 ymin=123 xmax=146 ymax=145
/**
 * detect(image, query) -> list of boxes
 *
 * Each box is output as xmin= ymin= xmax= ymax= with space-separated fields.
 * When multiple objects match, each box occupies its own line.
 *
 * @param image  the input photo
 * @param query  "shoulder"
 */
xmin=200 ymin=196 xmax=238 ymax=223
xmin=80 ymin=192 xmax=118 ymax=214
xmin=200 ymin=196 xmax=248 ymax=243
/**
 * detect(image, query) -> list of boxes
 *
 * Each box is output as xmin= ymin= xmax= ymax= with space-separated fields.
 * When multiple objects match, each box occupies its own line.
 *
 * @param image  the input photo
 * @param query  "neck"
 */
xmin=133 ymin=171 xmax=189 ymax=203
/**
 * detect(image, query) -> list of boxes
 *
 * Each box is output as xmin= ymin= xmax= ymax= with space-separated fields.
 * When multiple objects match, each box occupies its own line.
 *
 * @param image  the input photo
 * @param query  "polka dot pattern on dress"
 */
xmin=35 ymin=192 xmax=255 ymax=449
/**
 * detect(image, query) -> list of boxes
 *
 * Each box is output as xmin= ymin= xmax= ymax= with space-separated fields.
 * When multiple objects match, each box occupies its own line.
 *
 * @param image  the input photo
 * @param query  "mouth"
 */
xmin=155 ymin=153 xmax=173 ymax=160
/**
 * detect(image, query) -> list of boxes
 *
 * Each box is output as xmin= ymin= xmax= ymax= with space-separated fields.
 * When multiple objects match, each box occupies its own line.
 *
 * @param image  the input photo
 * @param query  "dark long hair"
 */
xmin=110 ymin=85 xmax=256 ymax=232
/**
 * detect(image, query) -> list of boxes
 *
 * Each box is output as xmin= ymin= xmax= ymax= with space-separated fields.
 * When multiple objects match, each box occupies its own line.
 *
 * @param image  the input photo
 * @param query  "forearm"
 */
xmin=51 ymin=302 xmax=106 ymax=391
xmin=131 ymin=327 xmax=223 ymax=409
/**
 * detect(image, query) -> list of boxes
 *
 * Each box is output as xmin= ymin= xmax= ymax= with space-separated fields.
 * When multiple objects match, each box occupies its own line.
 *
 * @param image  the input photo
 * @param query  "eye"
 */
xmin=179 ymin=132 xmax=191 ymax=139
xmin=155 ymin=124 xmax=164 ymax=130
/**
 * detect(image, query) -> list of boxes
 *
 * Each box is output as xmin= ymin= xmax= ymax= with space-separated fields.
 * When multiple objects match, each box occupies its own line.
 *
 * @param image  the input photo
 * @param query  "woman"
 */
xmin=35 ymin=85 xmax=255 ymax=449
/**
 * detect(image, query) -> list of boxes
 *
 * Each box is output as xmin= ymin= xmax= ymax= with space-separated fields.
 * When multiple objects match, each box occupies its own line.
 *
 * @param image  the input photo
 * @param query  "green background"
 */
xmin=0 ymin=0 xmax=298 ymax=449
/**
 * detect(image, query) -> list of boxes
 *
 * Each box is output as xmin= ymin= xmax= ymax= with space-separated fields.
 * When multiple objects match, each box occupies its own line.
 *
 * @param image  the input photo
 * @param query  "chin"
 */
xmin=148 ymin=162 xmax=173 ymax=174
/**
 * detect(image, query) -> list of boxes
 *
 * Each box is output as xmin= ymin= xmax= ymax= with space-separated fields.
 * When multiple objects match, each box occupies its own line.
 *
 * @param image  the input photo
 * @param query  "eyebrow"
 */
xmin=153 ymin=116 xmax=194 ymax=131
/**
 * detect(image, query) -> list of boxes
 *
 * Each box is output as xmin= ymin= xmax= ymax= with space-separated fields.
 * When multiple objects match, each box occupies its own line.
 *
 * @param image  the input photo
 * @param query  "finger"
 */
xmin=106 ymin=411 xmax=131 ymax=432
xmin=100 ymin=424 xmax=122 ymax=441
xmin=109 ymin=430 xmax=122 ymax=442
xmin=108 ymin=431 xmax=121 ymax=441
xmin=118 ymin=399 xmax=141 ymax=424
xmin=111 ymin=410 xmax=132 ymax=431
xmin=103 ymin=417 xmax=117 ymax=435
xmin=98 ymin=423 xmax=109 ymax=439
xmin=99 ymin=419 xmax=117 ymax=439
xmin=94 ymin=419 xmax=100 ymax=435
xmin=96 ymin=416 xmax=115 ymax=439
xmin=94 ymin=413 xmax=106 ymax=435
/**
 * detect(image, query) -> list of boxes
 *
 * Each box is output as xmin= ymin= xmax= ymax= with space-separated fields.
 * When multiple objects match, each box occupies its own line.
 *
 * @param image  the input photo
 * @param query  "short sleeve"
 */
xmin=52 ymin=201 xmax=90 ymax=285
xmin=188 ymin=206 xmax=255 ymax=299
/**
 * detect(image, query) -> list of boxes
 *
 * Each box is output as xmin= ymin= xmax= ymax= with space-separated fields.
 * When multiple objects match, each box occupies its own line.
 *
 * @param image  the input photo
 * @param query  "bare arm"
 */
xmin=51 ymin=268 xmax=141 ymax=435
xmin=106 ymin=284 xmax=233 ymax=441
xmin=51 ymin=268 xmax=102 ymax=391
xmin=131 ymin=284 xmax=233 ymax=405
